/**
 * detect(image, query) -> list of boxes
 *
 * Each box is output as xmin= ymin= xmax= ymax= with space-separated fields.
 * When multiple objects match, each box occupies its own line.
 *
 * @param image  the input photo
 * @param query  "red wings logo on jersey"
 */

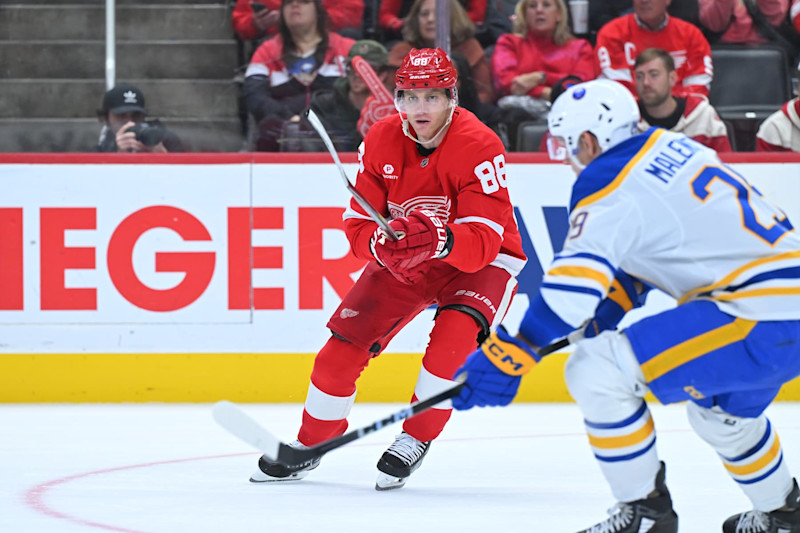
xmin=353 ymin=56 xmax=395 ymax=138
xmin=387 ymin=196 xmax=451 ymax=222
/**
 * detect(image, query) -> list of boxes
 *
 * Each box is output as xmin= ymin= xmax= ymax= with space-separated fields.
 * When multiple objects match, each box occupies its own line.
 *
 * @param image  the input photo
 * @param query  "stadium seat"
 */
xmin=722 ymin=119 xmax=738 ymax=152
xmin=709 ymin=45 xmax=792 ymax=150
xmin=516 ymin=121 xmax=549 ymax=152
xmin=709 ymin=45 xmax=792 ymax=114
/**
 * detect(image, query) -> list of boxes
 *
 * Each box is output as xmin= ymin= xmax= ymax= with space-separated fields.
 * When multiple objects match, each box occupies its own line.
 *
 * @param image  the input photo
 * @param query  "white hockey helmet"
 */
xmin=547 ymin=79 xmax=640 ymax=166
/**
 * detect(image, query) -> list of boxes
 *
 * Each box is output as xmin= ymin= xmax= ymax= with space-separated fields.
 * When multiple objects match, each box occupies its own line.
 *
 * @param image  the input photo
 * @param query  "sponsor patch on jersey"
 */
xmin=381 ymin=163 xmax=398 ymax=180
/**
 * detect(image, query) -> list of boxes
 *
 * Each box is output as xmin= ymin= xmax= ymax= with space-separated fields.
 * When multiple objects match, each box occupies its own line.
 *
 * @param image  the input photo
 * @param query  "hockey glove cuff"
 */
xmin=451 ymin=326 xmax=540 ymax=411
xmin=584 ymin=270 xmax=648 ymax=338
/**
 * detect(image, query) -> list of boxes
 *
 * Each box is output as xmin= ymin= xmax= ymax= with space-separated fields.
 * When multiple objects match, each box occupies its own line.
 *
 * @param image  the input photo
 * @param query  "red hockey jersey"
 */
xmin=756 ymin=98 xmax=800 ymax=152
xmin=638 ymin=95 xmax=732 ymax=152
xmin=344 ymin=108 xmax=527 ymax=276
xmin=596 ymin=14 xmax=713 ymax=97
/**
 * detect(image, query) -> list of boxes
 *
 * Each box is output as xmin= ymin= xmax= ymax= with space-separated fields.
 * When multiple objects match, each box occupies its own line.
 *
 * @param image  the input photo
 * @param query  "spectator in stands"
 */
xmin=491 ymin=0 xmax=596 ymax=108
xmin=595 ymin=0 xmax=713 ymax=97
xmin=388 ymin=0 xmax=494 ymax=103
xmin=231 ymin=0 xmax=364 ymax=42
xmin=243 ymin=0 xmax=354 ymax=151
xmin=95 ymin=84 xmax=185 ymax=153
xmin=698 ymin=0 xmax=788 ymax=46
xmin=589 ymin=0 xmax=701 ymax=40
xmin=379 ymin=0 xmax=488 ymax=42
xmin=756 ymin=62 xmax=800 ymax=151
xmin=307 ymin=40 xmax=392 ymax=151
xmin=635 ymin=48 xmax=732 ymax=151
xmin=476 ymin=0 xmax=518 ymax=47
xmin=794 ymin=0 xmax=800 ymax=34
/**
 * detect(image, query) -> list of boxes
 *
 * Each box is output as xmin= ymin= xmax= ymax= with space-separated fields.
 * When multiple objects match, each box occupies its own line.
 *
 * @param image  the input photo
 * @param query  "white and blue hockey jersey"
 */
xmin=520 ymin=127 xmax=800 ymax=348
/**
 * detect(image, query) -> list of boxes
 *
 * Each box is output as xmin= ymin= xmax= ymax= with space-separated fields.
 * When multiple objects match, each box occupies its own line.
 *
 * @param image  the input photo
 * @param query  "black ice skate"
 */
xmin=375 ymin=432 xmax=431 ymax=491
xmin=723 ymin=478 xmax=800 ymax=533
xmin=577 ymin=462 xmax=678 ymax=533
xmin=249 ymin=440 xmax=321 ymax=482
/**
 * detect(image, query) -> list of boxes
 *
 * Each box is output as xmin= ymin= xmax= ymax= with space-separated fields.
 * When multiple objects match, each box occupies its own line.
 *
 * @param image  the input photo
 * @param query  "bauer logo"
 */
xmin=454 ymin=290 xmax=496 ymax=314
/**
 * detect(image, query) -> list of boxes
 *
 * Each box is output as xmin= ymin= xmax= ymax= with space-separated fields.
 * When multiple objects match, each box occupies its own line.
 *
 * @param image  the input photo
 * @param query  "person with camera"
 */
xmin=95 ymin=84 xmax=185 ymax=153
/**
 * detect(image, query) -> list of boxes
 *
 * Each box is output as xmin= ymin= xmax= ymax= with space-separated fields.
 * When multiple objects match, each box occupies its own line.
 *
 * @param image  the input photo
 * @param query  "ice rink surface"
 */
xmin=1 ymin=402 xmax=799 ymax=533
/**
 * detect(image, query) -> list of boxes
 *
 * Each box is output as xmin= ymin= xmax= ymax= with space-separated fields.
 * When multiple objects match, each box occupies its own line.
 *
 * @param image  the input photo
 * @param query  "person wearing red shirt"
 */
xmin=756 ymin=65 xmax=800 ymax=152
xmin=635 ymin=48 xmax=732 ymax=152
xmin=379 ymin=0 xmax=488 ymax=41
xmin=491 ymin=0 xmax=596 ymax=103
xmin=243 ymin=0 xmax=355 ymax=151
xmin=231 ymin=0 xmax=364 ymax=41
xmin=596 ymin=0 xmax=713 ymax=97
xmin=251 ymin=48 xmax=526 ymax=491
xmin=698 ymin=0 xmax=788 ymax=46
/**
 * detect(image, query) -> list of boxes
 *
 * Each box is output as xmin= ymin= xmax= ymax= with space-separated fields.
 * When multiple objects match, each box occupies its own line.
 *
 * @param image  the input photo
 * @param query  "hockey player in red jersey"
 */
xmin=252 ymin=47 xmax=527 ymax=490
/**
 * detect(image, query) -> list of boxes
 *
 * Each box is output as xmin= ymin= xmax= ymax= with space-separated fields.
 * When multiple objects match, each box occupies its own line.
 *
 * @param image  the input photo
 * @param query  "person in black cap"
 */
xmin=96 ymin=84 xmax=185 ymax=152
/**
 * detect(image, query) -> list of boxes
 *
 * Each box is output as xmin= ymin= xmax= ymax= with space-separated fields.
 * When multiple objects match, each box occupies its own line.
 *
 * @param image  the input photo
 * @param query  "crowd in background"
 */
xmin=98 ymin=0 xmax=800 ymax=153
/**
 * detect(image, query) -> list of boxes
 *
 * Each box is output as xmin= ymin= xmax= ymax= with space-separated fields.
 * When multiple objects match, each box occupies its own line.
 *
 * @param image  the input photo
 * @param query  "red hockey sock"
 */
xmin=403 ymin=309 xmax=481 ymax=442
xmin=298 ymin=335 xmax=372 ymax=445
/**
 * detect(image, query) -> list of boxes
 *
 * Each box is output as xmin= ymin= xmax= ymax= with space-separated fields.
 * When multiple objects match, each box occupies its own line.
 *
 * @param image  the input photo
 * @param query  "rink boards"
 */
xmin=1 ymin=152 xmax=799 ymax=402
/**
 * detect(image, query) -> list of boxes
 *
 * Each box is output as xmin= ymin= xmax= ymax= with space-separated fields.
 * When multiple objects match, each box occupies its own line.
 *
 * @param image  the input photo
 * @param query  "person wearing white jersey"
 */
xmin=450 ymin=79 xmax=800 ymax=533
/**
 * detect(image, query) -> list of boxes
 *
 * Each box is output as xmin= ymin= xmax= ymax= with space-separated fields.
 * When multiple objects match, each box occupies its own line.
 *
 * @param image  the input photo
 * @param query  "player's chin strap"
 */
xmin=400 ymin=103 xmax=456 ymax=147
xmin=567 ymin=144 xmax=587 ymax=170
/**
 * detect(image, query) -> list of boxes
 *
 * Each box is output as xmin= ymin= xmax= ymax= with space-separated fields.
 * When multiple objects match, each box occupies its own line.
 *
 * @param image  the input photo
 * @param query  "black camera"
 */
xmin=128 ymin=122 xmax=166 ymax=147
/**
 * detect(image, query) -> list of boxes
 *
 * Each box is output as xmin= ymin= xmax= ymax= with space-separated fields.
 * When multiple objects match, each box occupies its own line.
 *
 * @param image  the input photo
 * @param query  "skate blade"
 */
xmin=375 ymin=472 xmax=407 ymax=491
xmin=249 ymin=469 xmax=309 ymax=483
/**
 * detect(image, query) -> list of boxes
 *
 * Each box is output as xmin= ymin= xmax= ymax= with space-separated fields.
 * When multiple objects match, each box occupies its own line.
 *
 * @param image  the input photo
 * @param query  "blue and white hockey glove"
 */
xmin=452 ymin=326 xmax=540 ymax=410
xmin=583 ymin=270 xmax=649 ymax=338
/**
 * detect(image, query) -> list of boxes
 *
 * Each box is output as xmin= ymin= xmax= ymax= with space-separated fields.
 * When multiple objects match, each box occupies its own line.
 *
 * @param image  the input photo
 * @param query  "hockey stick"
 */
xmin=538 ymin=328 xmax=584 ymax=357
xmin=213 ymin=377 xmax=466 ymax=466
xmin=305 ymin=108 xmax=400 ymax=241
xmin=212 ymin=329 xmax=580 ymax=466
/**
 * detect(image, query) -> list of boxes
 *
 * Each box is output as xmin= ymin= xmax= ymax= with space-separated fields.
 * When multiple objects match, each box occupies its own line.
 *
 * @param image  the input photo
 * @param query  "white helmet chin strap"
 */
xmin=400 ymin=103 xmax=456 ymax=146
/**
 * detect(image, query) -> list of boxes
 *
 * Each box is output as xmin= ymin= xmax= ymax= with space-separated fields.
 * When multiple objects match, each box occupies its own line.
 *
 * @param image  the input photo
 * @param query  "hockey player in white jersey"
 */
xmin=451 ymin=79 xmax=800 ymax=533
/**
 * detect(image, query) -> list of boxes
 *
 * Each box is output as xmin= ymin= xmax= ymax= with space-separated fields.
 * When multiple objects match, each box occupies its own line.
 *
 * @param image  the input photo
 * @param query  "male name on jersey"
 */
xmin=643 ymin=135 xmax=702 ymax=185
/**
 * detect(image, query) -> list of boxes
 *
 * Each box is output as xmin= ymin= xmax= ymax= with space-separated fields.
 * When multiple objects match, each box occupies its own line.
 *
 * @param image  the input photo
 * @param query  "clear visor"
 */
xmin=546 ymin=135 xmax=568 ymax=161
xmin=394 ymin=88 xmax=454 ymax=114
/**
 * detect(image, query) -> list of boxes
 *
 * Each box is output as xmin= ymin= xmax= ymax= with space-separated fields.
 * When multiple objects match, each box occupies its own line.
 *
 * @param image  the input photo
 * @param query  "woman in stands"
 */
xmin=231 ymin=0 xmax=363 ymax=42
xmin=491 ymin=0 xmax=595 ymax=104
xmin=378 ymin=0 xmax=488 ymax=42
xmin=388 ymin=0 xmax=495 ymax=104
xmin=242 ymin=0 xmax=354 ymax=151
